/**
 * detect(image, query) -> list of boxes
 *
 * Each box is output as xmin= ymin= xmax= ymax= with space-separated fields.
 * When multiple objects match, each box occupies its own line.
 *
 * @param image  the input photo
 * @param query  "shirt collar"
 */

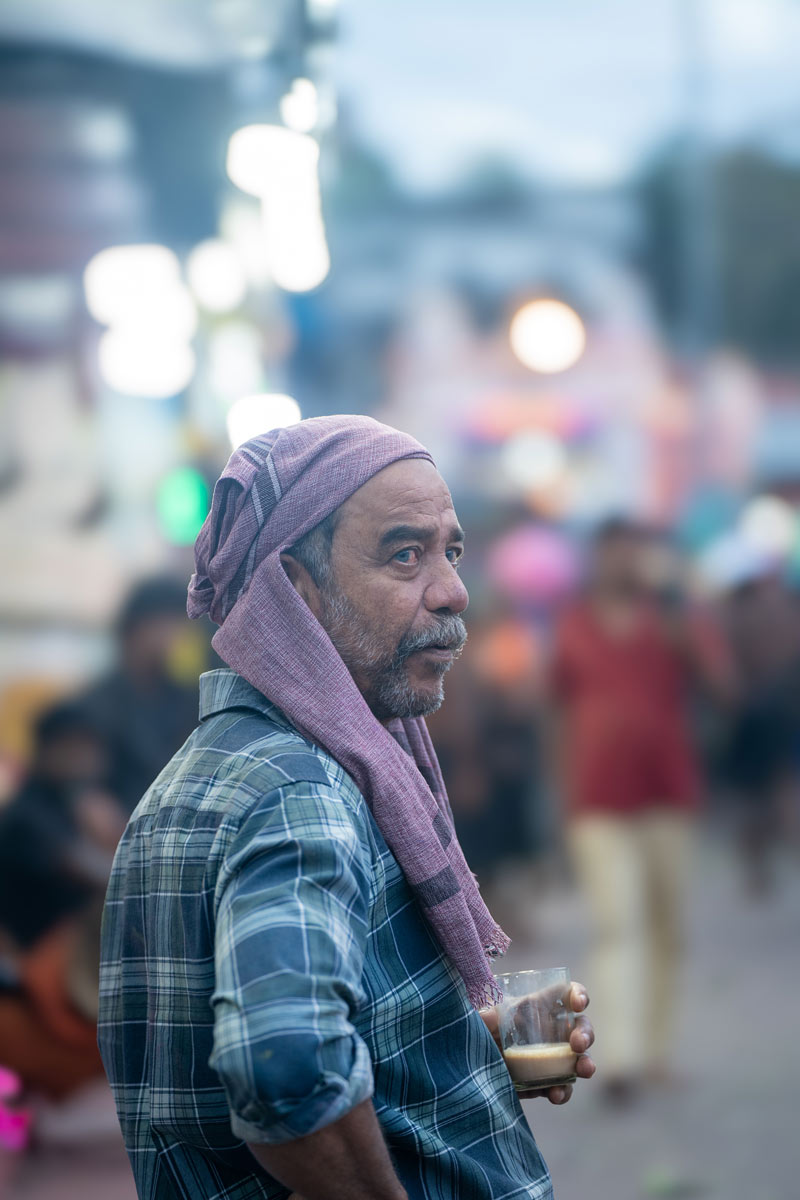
xmin=198 ymin=668 xmax=292 ymax=731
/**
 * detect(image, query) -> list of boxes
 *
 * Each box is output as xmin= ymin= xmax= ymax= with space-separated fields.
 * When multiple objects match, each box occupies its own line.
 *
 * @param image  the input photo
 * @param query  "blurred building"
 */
xmin=2 ymin=0 xmax=800 ymax=749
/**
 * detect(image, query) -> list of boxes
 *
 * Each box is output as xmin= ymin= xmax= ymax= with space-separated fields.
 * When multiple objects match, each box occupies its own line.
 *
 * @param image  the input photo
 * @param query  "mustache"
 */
xmin=395 ymin=615 xmax=468 ymax=661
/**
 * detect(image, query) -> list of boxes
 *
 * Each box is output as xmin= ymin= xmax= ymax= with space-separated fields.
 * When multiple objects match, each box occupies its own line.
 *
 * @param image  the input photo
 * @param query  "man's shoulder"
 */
xmin=148 ymin=700 xmax=365 ymax=828
xmin=200 ymin=706 xmax=335 ymax=786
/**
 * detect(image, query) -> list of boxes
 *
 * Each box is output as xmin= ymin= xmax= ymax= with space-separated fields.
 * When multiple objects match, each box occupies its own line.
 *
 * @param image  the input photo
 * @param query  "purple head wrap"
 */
xmin=188 ymin=414 xmax=508 ymax=1008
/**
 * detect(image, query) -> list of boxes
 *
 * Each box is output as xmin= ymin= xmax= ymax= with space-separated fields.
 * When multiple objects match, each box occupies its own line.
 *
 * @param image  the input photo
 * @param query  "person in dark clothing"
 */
xmin=0 ymin=702 xmax=125 ymax=1097
xmin=79 ymin=576 xmax=202 ymax=813
xmin=0 ymin=703 xmax=117 ymax=950
xmin=719 ymin=571 xmax=800 ymax=893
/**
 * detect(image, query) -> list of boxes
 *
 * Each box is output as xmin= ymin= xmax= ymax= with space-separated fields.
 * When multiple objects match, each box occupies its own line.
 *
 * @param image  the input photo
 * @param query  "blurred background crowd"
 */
xmin=0 ymin=1 xmax=799 ymax=1197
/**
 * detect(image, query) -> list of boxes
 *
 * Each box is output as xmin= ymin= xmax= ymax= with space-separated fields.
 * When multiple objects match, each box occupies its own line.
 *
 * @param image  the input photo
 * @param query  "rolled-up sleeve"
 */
xmin=210 ymin=778 xmax=374 ymax=1145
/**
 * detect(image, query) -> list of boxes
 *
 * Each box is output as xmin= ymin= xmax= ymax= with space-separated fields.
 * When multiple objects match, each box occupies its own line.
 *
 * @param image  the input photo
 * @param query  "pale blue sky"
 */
xmin=334 ymin=0 xmax=800 ymax=189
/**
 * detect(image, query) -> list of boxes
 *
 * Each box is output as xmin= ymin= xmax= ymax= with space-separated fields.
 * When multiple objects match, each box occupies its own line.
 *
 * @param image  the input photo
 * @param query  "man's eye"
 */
xmin=447 ymin=547 xmax=464 ymax=565
xmin=394 ymin=547 xmax=421 ymax=565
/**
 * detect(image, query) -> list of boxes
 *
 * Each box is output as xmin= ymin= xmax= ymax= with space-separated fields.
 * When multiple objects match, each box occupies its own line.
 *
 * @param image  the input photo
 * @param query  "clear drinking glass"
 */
xmin=495 ymin=967 xmax=578 ymax=1092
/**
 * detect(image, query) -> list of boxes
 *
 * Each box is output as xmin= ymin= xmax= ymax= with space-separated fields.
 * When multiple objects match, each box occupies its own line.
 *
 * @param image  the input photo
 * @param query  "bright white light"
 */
xmin=226 ymin=124 xmax=319 ymax=198
xmin=209 ymin=322 xmax=264 ymax=399
xmin=501 ymin=431 xmax=568 ymax=490
xmin=84 ymin=244 xmax=182 ymax=326
xmin=226 ymin=393 xmax=302 ymax=448
xmin=133 ymin=285 xmax=197 ymax=339
xmin=226 ymin=125 xmax=330 ymax=292
xmin=220 ymin=199 xmax=272 ymax=286
xmin=265 ymin=220 xmax=331 ymax=292
xmin=98 ymin=329 xmax=196 ymax=398
xmin=740 ymin=495 xmax=797 ymax=557
xmin=280 ymin=78 xmax=319 ymax=134
xmin=260 ymin=187 xmax=330 ymax=292
xmin=509 ymin=299 xmax=586 ymax=374
xmin=187 ymin=240 xmax=247 ymax=313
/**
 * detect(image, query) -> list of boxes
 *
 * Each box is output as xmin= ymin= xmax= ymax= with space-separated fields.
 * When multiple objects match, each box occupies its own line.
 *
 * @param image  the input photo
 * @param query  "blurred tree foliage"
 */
xmin=639 ymin=143 xmax=800 ymax=366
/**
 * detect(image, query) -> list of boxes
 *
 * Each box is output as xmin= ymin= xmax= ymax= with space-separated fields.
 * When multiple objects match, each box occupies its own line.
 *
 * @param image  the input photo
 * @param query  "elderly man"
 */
xmin=98 ymin=416 xmax=594 ymax=1200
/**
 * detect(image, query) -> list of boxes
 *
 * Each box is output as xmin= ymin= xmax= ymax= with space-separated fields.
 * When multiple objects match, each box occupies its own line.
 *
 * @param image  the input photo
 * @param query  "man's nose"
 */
xmin=424 ymin=559 xmax=469 ymax=615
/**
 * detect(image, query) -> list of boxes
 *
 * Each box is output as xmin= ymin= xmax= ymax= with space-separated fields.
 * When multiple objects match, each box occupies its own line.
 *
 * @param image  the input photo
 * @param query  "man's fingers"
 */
xmin=546 ymin=1083 xmax=573 ymax=1105
xmin=574 ymin=1053 xmax=596 ymax=1080
xmin=568 ymin=981 xmax=589 ymax=1012
xmin=570 ymin=1014 xmax=594 ymax=1052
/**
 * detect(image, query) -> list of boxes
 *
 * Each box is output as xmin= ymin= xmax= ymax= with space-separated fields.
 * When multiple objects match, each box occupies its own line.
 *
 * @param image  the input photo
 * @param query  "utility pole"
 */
xmin=677 ymin=0 xmax=718 ymax=363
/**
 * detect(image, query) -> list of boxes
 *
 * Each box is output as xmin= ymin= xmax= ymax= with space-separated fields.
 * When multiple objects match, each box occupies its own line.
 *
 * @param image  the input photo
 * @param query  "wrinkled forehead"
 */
xmin=334 ymin=458 xmax=460 ymax=539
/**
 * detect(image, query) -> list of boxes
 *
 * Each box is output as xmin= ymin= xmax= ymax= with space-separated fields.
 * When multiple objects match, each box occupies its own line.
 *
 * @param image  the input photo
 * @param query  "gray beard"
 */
xmin=319 ymin=588 xmax=467 ymax=721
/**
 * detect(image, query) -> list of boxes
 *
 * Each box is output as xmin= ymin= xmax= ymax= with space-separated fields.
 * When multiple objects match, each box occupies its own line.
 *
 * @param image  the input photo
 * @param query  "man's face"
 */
xmin=126 ymin=615 xmax=187 ymax=676
xmin=310 ymin=458 xmax=469 ymax=721
xmin=594 ymin=533 xmax=645 ymax=595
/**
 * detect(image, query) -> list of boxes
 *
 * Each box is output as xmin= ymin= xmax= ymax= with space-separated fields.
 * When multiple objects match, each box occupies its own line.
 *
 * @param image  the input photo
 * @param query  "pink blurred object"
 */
xmin=487 ymin=525 xmax=579 ymax=603
xmin=465 ymin=392 xmax=595 ymax=444
xmin=0 ymin=1067 xmax=32 ymax=1152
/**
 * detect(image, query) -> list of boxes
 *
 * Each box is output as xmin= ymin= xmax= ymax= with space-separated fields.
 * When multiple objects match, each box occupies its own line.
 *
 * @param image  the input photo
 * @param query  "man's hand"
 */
xmin=480 ymin=981 xmax=595 ymax=1106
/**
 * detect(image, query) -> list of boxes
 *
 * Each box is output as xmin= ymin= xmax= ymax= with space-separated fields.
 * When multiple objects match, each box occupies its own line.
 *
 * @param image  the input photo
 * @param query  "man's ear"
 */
xmin=280 ymin=552 xmax=325 ymax=621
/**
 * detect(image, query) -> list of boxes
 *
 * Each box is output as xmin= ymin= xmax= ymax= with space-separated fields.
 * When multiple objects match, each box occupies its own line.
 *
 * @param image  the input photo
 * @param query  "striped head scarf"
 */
xmin=188 ymin=414 xmax=508 ymax=1008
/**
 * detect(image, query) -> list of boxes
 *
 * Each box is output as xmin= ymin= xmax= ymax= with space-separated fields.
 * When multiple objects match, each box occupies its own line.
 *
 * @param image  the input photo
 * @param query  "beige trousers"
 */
xmin=567 ymin=810 xmax=693 ymax=1077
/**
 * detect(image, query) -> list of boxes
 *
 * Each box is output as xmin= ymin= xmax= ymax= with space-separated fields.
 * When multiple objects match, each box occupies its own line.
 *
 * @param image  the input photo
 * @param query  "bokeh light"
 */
xmin=83 ymin=244 xmax=184 ymax=328
xmin=98 ymin=329 xmax=196 ymax=398
xmin=264 ymin=213 xmax=331 ymax=292
xmin=208 ymin=322 xmax=264 ymax=400
xmin=280 ymin=78 xmax=320 ymax=134
xmin=226 ymin=125 xmax=319 ymax=199
xmin=226 ymin=393 xmax=302 ymax=448
xmin=226 ymin=124 xmax=330 ymax=292
xmin=156 ymin=467 xmax=209 ymax=545
xmin=487 ymin=525 xmax=579 ymax=603
xmin=219 ymin=198 xmax=273 ymax=286
xmin=509 ymin=299 xmax=586 ymax=374
xmin=186 ymin=240 xmax=248 ymax=314
xmin=501 ymin=430 xmax=568 ymax=490
xmin=739 ymin=495 xmax=797 ymax=557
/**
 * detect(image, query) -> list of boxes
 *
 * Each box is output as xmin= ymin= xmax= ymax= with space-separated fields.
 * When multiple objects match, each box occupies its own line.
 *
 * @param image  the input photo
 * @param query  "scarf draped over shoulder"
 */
xmin=188 ymin=414 xmax=508 ymax=1008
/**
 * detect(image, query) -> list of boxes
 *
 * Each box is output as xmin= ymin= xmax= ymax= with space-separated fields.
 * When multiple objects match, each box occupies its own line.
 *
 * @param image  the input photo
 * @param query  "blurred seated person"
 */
xmin=0 ymin=702 xmax=125 ymax=1099
xmin=78 ymin=575 xmax=202 ymax=814
xmin=548 ymin=518 xmax=735 ymax=1101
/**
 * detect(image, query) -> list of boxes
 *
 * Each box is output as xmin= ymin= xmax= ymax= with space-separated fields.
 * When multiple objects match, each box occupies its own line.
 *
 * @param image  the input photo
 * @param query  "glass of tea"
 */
xmin=495 ymin=967 xmax=578 ymax=1092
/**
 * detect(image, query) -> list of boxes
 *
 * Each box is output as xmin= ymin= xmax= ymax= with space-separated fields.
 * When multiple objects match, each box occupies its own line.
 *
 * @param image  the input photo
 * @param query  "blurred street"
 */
xmin=4 ymin=828 xmax=798 ymax=1200
xmin=521 ymin=832 xmax=800 ymax=1200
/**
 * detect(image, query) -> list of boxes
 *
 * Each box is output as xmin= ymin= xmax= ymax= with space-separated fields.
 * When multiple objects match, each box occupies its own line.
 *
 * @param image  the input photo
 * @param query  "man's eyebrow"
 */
xmin=378 ymin=522 xmax=466 ymax=549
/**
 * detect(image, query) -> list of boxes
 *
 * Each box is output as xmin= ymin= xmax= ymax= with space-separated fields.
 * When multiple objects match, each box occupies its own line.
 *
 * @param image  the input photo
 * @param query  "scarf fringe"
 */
xmin=469 ymin=976 xmax=505 ymax=1010
xmin=466 ymin=925 xmax=512 ymax=1010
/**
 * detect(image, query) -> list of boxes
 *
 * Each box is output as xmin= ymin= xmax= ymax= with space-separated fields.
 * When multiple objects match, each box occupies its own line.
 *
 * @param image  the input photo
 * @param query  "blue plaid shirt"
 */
xmin=98 ymin=668 xmax=553 ymax=1200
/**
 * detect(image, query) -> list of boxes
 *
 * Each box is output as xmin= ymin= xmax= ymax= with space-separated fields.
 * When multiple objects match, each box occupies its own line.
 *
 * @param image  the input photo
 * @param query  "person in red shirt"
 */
xmin=549 ymin=519 xmax=734 ymax=1102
